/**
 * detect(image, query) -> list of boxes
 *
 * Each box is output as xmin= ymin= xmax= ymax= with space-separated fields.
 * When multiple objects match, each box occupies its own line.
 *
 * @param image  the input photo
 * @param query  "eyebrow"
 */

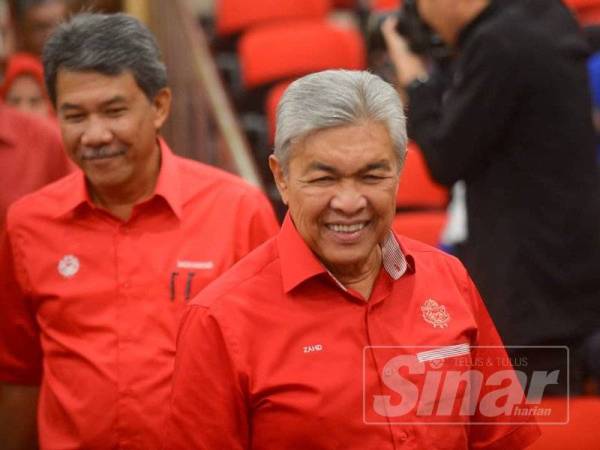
xmin=304 ymin=159 xmax=393 ymax=176
xmin=59 ymin=95 xmax=128 ymax=113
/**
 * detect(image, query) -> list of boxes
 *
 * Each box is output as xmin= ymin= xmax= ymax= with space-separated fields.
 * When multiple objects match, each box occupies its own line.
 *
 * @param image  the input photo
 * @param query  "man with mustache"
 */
xmin=0 ymin=12 xmax=278 ymax=450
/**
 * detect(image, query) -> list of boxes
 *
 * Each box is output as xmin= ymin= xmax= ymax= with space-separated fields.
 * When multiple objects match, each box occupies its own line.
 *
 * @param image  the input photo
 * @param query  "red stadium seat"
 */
xmin=239 ymin=20 xmax=366 ymax=89
xmin=397 ymin=142 xmax=448 ymax=209
xmin=215 ymin=0 xmax=331 ymax=36
xmin=564 ymin=0 xmax=600 ymax=24
xmin=392 ymin=211 xmax=446 ymax=246
xmin=371 ymin=0 xmax=402 ymax=12
xmin=332 ymin=0 xmax=357 ymax=9
xmin=528 ymin=396 xmax=600 ymax=450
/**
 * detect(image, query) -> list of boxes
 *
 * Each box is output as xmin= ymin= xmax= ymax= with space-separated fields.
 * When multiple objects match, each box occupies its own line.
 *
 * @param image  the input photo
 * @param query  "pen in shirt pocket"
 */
xmin=170 ymin=271 xmax=179 ymax=301
xmin=185 ymin=272 xmax=196 ymax=301
xmin=169 ymin=271 xmax=196 ymax=301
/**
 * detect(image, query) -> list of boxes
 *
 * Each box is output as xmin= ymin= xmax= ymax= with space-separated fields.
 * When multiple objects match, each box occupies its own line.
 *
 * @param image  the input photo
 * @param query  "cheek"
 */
xmin=288 ymin=189 xmax=331 ymax=223
xmin=59 ymin=129 xmax=79 ymax=156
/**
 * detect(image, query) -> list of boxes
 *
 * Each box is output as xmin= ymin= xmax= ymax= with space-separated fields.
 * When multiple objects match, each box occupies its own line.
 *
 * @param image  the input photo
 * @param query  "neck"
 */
xmin=329 ymin=246 xmax=382 ymax=300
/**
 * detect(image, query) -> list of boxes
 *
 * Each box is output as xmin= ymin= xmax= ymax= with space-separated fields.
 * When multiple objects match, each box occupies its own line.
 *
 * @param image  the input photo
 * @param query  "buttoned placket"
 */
xmin=113 ymin=218 xmax=139 ymax=449
xmin=361 ymin=275 xmax=416 ymax=450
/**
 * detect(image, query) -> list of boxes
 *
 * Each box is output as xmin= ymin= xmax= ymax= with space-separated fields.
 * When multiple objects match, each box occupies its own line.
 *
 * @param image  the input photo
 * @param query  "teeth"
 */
xmin=328 ymin=223 xmax=367 ymax=233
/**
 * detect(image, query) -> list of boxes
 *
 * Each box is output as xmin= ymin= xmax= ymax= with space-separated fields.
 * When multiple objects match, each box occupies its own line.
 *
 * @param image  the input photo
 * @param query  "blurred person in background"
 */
xmin=0 ymin=0 xmax=15 ymax=72
xmin=0 ymin=12 xmax=278 ymax=450
xmin=0 ymin=98 xmax=69 ymax=234
xmin=1 ymin=52 xmax=52 ymax=116
xmin=10 ymin=0 xmax=66 ymax=57
xmin=382 ymin=0 xmax=600 ymax=393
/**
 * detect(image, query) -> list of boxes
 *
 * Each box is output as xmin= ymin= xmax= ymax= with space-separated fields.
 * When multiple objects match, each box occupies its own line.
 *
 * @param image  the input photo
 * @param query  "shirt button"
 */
xmin=122 ymin=281 xmax=131 ymax=289
xmin=398 ymin=431 xmax=408 ymax=440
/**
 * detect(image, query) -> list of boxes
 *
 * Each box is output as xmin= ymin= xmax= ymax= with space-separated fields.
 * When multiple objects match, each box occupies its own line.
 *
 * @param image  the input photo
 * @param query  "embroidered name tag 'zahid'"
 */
xmin=58 ymin=254 xmax=80 ymax=278
xmin=421 ymin=298 xmax=450 ymax=328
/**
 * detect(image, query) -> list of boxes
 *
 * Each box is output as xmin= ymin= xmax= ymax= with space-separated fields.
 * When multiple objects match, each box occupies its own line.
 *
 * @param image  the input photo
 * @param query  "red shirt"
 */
xmin=0 ymin=140 xmax=279 ymax=450
xmin=0 ymin=105 xmax=72 ymax=232
xmin=165 ymin=215 xmax=540 ymax=450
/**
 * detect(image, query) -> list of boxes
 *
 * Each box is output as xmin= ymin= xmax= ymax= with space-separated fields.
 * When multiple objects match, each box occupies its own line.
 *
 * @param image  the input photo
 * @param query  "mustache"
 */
xmin=80 ymin=146 xmax=127 ymax=161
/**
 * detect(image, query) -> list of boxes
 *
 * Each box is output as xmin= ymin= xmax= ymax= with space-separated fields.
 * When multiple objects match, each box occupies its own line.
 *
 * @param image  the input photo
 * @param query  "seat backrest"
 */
xmin=564 ymin=0 xmax=600 ymax=24
xmin=370 ymin=0 xmax=402 ymax=12
xmin=216 ymin=0 xmax=331 ymax=36
xmin=239 ymin=19 xmax=366 ymax=89
xmin=392 ymin=211 xmax=446 ymax=246
xmin=397 ymin=142 xmax=448 ymax=209
xmin=332 ymin=0 xmax=358 ymax=9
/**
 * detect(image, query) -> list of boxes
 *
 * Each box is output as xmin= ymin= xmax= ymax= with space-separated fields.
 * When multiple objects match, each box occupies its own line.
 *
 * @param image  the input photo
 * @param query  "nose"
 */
xmin=330 ymin=180 xmax=367 ymax=215
xmin=80 ymin=116 xmax=113 ymax=147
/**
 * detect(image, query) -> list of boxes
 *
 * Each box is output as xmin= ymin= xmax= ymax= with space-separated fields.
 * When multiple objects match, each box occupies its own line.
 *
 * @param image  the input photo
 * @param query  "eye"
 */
xmin=63 ymin=113 xmax=85 ymax=123
xmin=106 ymin=107 xmax=126 ymax=117
xmin=308 ymin=176 xmax=335 ymax=185
xmin=362 ymin=174 xmax=385 ymax=183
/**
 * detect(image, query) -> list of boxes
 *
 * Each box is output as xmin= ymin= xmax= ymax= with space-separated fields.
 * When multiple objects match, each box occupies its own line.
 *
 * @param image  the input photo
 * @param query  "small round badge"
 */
xmin=58 ymin=254 xmax=80 ymax=278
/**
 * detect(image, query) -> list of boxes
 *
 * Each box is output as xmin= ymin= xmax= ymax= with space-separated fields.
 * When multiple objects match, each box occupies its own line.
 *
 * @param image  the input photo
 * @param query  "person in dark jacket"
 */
xmin=383 ymin=0 xmax=600 ymax=393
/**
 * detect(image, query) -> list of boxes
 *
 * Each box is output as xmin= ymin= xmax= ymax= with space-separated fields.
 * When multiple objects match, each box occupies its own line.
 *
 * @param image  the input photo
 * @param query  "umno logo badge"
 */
xmin=58 ymin=254 xmax=80 ymax=278
xmin=421 ymin=298 xmax=450 ymax=328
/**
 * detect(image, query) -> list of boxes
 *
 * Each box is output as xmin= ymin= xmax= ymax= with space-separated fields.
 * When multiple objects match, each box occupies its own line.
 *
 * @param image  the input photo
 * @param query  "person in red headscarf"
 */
xmin=1 ymin=52 xmax=52 ymax=117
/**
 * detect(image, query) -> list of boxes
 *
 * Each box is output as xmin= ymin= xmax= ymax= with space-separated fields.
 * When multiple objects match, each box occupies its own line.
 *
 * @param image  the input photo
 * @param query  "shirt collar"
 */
xmin=54 ymin=137 xmax=183 ymax=220
xmin=277 ymin=213 xmax=413 ymax=294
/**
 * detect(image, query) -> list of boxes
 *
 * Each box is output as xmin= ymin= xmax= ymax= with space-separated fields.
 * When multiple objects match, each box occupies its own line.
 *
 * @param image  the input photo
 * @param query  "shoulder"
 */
xmin=188 ymin=237 xmax=280 ymax=310
xmin=174 ymin=155 xmax=267 ymax=203
xmin=6 ymin=172 xmax=80 ymax=229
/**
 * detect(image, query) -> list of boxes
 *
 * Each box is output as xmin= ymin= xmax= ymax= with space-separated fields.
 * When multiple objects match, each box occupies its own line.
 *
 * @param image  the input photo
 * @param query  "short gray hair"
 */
xmin=43 ymin=12 xmax=167 ymax=105
xmin=274 ymin=70 xmax=407 ymax=171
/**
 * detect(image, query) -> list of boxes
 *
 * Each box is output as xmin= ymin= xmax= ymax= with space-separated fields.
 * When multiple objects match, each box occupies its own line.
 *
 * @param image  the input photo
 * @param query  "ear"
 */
xmin=268 ymin=155 xmax=289 ymax=205
xmin=152 ymin=87 xmax=172 ymax=129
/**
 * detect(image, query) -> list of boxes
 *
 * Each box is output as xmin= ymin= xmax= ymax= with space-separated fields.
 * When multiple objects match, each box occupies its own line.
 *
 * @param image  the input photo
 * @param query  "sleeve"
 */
xmin=163 ymin=305 xmax=249 ymax=450
xmin=0 ymin=224 xmax=42 ymax=385
xmin=408 ymin=31 xmax=520 ymax=186
xmin=235 ymin=187 xmax=280 ymax=261
xmin=462 ymin=275 xmax=541 ymax=450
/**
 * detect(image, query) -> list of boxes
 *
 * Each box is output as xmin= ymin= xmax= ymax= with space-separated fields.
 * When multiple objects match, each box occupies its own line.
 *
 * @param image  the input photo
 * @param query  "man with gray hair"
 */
xmin=0 ymin=12 xmax=278 ymax=450
xmin=165 ymin=69 xmax=540 ymax=449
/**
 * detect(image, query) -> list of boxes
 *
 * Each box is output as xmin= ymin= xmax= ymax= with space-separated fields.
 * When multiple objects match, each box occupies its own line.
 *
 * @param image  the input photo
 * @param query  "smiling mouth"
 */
xmin=81 ymin=148 xmax=126 ymax=161
xmin=326 ymin=222 xmax=369 ymax=233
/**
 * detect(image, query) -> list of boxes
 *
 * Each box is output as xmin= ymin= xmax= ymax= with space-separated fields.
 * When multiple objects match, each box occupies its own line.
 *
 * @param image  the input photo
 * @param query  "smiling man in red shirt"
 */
xmin=0 ymin=13 xmax=278 ymax=450
xmin=165 ymin=70 xmax=542 ymax=449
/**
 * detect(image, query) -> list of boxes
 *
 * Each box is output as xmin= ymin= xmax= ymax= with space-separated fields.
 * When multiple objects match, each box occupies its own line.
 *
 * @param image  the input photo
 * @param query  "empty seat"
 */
xmin=332 ymin=0 xmax=358 ymax=9
xmin=216 ymin=0 xmax=331 ymax=36
xmin=397 ymin=142 xmax=448 ymax=209
xmin=527 ymin=396 xmax=600 ymax=450
xmin=564 ymin=0 xmax=600 ymax=24
xmin=392 ymin=211 xmax=446 ymax=247
xmin=238 ymin=19 xmax=366 ymax=89
xmin=371 ymin=0 xmax=402 ymax=12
